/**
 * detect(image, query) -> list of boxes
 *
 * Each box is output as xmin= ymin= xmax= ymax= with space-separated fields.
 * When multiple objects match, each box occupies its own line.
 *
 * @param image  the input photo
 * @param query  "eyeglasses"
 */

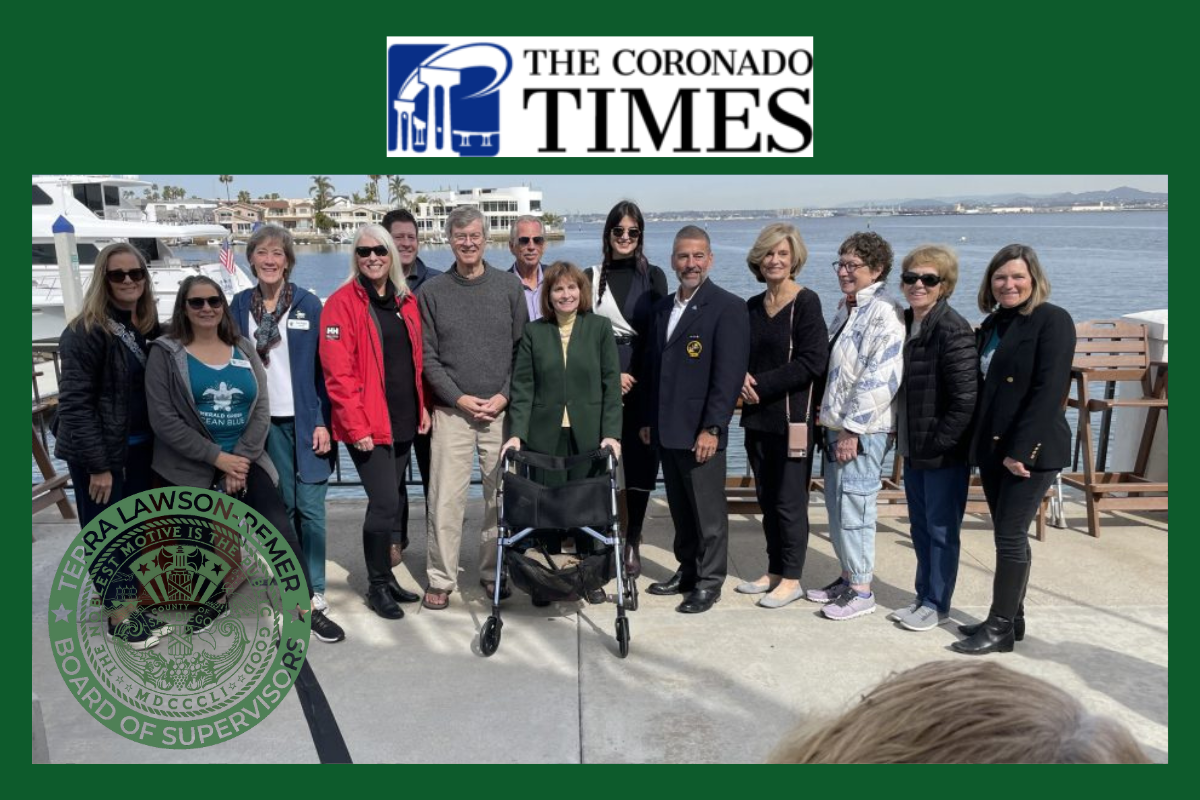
xmin=611 ymin=226 xmax=641 ymax=240
xmin=517 ymin=236 xmax=545 ymax=246
xmin=355 ymin=245 xmax=389 ymax=258
xmin=832 ymin=260 xmax=868 ymax=273
xmin=901 ymin=272 xmax=944 ymax=288
xmin=452 ymin=232 xmax=484 ymax=244
xmin=186 ymin=296 xmax=223 ymax=309
xmin=105 ymin=268 xmax=147 ymax=283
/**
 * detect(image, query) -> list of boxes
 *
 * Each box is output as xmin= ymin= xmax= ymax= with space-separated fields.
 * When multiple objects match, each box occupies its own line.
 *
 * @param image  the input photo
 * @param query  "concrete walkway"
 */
xmin=31 ymin=496 xmax=1168 ymax=763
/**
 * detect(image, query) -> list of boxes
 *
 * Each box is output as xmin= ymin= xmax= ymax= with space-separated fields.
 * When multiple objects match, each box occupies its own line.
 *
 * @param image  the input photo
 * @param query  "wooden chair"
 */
xmin=1061 ymin=320 xmax=1167 ymax=537
xmin=33 ymin=421 xmax=75 ymax=524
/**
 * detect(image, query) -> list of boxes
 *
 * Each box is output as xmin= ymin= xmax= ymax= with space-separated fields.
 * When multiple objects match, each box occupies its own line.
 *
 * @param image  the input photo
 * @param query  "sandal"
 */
xmin=422 ymin=589 xmax=449 ymax=610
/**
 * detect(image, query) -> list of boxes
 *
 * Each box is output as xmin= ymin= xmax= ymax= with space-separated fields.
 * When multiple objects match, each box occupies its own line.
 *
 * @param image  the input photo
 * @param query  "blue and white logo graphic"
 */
xmin=387 ymin=43 xmax=512 ymax=157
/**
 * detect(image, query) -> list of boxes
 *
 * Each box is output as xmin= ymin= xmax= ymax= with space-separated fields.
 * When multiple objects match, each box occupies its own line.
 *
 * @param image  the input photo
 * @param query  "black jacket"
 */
xmin=740 ymin=288 xmax=828 ymax=435
xmin=969 ymin=302 xmax=1075 ymax=469
xmin=53 ymin=310 xmax=160 ymax=473
xmin=643 ymin=279 xmax=750 ymax=451
xmin=900 ymin=300 xmax=978 ymax=469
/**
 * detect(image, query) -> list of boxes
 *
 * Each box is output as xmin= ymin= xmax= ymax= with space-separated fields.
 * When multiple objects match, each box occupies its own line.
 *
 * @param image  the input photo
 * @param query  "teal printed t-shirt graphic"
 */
xmin=188 ymin=349 xmax=257 ymax=452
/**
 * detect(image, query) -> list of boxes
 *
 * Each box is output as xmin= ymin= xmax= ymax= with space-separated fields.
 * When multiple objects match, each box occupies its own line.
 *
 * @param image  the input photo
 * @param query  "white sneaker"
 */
xmin=312 ymin=593 xmax=329 ymax=613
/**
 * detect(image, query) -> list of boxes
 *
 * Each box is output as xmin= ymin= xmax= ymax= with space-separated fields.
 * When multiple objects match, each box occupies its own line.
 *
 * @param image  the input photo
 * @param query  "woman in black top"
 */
xmin=891 ymin=245 xmax=977 ymax=632
xmin=953 ymin=244 xmax=1075 ymax=654
xmin=736 ymin=223 xmax=828 ymax=608
xmin=55 ymin=243 xmax=162 ymax=647
xmin=585 ymin=201 xmax=668 ymax=578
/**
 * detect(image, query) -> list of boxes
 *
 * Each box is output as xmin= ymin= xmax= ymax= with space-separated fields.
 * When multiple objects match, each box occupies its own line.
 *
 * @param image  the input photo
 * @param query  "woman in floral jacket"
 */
xmin=806 ymin=231 xmax=905 ymax=621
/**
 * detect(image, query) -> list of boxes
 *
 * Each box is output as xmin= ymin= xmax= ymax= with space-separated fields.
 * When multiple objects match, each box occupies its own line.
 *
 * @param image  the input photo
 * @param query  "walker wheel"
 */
xmin=481 ymin=616 xmax=502 ymax=657
xmin=615 ymin=617 xmax=630 ymax=658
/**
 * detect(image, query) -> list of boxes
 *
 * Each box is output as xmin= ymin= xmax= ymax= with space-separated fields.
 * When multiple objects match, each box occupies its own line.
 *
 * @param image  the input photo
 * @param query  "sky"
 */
xmin=138 ymin=174 xmax=1167 ymax=214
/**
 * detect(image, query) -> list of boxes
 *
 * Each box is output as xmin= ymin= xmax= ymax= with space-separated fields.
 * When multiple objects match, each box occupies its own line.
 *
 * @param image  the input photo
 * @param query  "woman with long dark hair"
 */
xmin=585 ymin=201 xmax=668 ymax=578
xmin=953 ymin=244 xmax=1074 ymax=654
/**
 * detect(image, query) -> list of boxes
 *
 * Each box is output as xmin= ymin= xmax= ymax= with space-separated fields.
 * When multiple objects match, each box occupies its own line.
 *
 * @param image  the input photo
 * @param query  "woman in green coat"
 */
xmin=504 ymin=262 xmax=624 ymax=596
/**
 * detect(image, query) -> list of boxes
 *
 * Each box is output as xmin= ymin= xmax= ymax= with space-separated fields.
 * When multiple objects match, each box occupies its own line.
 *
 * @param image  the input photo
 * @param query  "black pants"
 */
xmin=660 ymin=447 xmax=729 ymax=592
xmin=745 ymin=430 xmax=811 ymax=580
xmin=68 ymin=440 xmax=155 ymax=527
xmin=401 ymin=431 xmax=433 ymax=548
xmin=620 ymin=388 xmax=658 ymax=540
xmin=350 ymin=441 xmax=413 ymax=587
xmin=978 ymin=458 xmax=1057 ymax=564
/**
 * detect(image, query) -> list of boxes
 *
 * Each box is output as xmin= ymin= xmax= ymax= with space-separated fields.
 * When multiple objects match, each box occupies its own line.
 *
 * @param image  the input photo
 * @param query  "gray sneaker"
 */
xmin=805 ymin=578 xmax=848 ymax=604
xmin=822 ymin=590 xmax=876 ymax=620
xmin=899 ymin=605 xmax=949 ymax=632
xmin=887 ymin=602 xmax=919 ymax=622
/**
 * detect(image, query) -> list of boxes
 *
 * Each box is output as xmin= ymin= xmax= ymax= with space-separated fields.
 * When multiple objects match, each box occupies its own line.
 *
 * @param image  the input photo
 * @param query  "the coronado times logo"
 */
xmin=48 ymin=488 xmax=311 ymax=748
xmin=387 ymin=42 xmax=513 ymax=156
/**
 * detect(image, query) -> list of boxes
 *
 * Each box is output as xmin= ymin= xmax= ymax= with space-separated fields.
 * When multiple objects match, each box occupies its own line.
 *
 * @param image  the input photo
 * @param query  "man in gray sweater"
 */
xmin=419 ymin=206 xmax=528 ymax=609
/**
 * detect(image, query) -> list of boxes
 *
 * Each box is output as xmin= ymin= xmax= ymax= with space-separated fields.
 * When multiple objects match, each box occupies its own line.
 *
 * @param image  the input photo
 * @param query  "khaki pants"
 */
xmin=425 ymin=405 xmax=505 ymax=592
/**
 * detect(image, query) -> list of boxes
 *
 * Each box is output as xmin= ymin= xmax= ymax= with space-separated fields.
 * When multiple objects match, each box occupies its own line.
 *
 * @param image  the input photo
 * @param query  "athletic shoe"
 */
xmin=822 ymin=590 xmax=877 ymax=621
xmin=107 ymin=617 xmax=164 ymax=651
xmin=310 ymin=609 xmax=345 ymax=643
xmin=805 ymin=578 xmax=849 ymax=604
xmin=887 ymin=602 xmax=919 ymax=622
xmin=898 ymin=605 xmax=950 ymax=632
xmin=311 ymin=593 xmax=329 ymax=613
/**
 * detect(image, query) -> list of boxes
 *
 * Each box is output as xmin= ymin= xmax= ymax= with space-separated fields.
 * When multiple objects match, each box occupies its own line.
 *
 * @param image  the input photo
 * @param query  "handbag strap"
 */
xmin=784 ymin=298 xmax=812 ymax=425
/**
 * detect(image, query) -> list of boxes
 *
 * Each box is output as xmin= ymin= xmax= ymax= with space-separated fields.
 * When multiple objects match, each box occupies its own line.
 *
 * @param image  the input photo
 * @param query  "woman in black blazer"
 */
xmin=892 ymin=245 xmax=977 ymax=632
xmin=504 ymin=261 xmax=624 ymax=601
xmin=953 ymin=244 xmax=1075 ymax=654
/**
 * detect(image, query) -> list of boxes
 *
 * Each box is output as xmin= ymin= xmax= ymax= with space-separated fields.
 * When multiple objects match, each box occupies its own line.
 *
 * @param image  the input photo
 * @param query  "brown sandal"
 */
xmin=422 ymin=589 xmax=449 ymax=610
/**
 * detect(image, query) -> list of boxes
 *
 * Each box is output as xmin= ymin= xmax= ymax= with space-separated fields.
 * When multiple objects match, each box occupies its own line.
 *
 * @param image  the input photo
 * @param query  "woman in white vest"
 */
xmin=585 ymin=201 xmax=668 ymax=580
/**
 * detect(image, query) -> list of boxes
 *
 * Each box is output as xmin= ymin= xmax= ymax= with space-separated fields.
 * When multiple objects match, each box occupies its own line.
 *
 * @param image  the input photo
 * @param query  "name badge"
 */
xmin=686 ymin=339 xmax=703 ymax=358
xmin=287 ymin=319 xmax=311 ymax=330
xmin=230 ymin=358 xmax=252 ymax=369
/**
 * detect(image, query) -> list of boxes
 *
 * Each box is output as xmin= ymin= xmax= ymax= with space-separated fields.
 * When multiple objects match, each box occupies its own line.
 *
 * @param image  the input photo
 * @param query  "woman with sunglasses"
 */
xmin=230 ymin=225 xmax=336 ymax=617
xmin=806 ymin=232 xmax=905 ymax=621
xmin=584 ymin=201 xmax=668 ymax=579
xmin=953 ymin=244 xmax=1074 ymax=654
xmin=889 ymin=245 xmax=977 ymax=632
xmin=54 ymin=243 xmax=164 ymax=648
xmin=320 ymin=225 xmax=429 ymax=621
xmin=735 ymin=224 xmax=828 ymax=609
xmin=145 ymin=276 xmax=344 ymax=643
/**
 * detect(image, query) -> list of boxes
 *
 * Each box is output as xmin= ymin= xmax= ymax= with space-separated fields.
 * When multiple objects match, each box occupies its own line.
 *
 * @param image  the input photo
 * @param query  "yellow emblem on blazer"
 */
xmin=686 ymin=340 xmax=703 ymax=358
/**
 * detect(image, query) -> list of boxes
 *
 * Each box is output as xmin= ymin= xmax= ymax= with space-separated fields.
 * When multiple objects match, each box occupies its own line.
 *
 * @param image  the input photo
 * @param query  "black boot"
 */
xmin=958 ymin=610 xmax=1025 ymax=641
xmin=367 ymin=585 xmax=404 ymax=619
xmin=386 ymin=576 xmax=421 ymax=604
xmin=951 ymin=614 xmax=1014 ymax=654
xmin=623 ymin=531 xmax=642 ymax=579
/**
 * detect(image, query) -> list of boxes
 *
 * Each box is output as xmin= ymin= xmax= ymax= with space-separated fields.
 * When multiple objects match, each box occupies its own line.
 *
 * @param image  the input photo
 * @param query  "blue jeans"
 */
xmin=823 ymin=430 xmax=888 ymax=585
xmin=903 ymin=460 xmax=970 ymax=613
xmin=266 ymin=419 xmax=329 ymax=595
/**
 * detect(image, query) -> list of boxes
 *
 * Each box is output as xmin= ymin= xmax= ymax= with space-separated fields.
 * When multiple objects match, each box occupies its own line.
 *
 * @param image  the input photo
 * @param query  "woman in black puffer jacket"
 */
xmin=54 ymin=243 xmax=161 ymax=525
xmin=891 ymin=245 xmax=977 ymax=633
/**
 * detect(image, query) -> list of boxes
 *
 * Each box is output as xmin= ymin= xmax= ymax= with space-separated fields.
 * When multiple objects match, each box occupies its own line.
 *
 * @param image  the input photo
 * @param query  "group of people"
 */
xmin=54 ymin=199 xmax=1075 ymax=658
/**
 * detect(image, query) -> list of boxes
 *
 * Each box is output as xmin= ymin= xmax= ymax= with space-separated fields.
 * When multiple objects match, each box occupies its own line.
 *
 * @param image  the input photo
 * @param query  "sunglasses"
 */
xmin=517 ymin=236 xmax=545 ymax=246
xmin=611 ymin=226 xmax=641 ymax=239
xmin=186 ymin=296 xmax=224 ymax=309
xmin=105 ymin=268 xmax=147 ymax=283
xmin=355 ymin=245 xmax=389 ymax=258
xmin=901 ymin=272 xmax=944 ymax=288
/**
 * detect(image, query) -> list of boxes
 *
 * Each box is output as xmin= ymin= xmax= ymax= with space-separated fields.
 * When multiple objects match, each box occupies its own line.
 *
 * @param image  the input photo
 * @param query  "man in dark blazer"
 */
xmin=640 ymin=226 xmax=750 ymax=613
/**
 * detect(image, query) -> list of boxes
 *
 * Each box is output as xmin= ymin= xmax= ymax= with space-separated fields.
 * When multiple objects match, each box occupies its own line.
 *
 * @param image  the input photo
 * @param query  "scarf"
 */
xmin=250 ymin=282 xmax=294 ymax=366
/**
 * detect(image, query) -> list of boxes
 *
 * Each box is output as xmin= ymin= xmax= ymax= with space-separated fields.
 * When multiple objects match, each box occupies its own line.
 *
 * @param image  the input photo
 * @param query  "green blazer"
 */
xmin=508 ymin=312 xmax=623 ymax=455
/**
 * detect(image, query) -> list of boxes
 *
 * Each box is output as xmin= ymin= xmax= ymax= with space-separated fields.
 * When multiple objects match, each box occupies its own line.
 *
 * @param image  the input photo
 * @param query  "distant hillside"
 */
xmin=838 ymin=186 xmax=1168 ymax=209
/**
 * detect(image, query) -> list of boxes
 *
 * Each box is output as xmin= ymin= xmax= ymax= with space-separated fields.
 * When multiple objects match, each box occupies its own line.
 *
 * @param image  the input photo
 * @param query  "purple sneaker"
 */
xmin=822 ymin=590 xmax=877 ymax=621
xmin=805 ymin=578 xmax=848 ymax=604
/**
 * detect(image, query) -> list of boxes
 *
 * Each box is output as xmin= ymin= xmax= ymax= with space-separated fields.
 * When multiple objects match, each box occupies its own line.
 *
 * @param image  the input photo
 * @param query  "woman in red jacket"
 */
xmin=320 ymin=224 xmax=430 ymax=620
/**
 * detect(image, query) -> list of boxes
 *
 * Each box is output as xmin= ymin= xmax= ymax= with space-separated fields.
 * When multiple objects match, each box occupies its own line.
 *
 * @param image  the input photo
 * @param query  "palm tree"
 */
xmin=309 ymin=175 xmax=334 ymax=215
xmin=388 ymin=175 xmax=411 ymax=208
xmin=218 ymin=175 xmax=234 ymax=202
xmin=369 ymin=175 xmax=383 ymax=204
xmin=363 ymin=182 xmax=379 ymax=204
xmin=237 ymin=190 xmax=251 ymax=204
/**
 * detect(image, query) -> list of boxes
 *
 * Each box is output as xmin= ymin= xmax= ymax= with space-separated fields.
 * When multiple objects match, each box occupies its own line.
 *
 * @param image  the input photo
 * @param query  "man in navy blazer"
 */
xmin=640 ymin=226 xmax=750 ymax=613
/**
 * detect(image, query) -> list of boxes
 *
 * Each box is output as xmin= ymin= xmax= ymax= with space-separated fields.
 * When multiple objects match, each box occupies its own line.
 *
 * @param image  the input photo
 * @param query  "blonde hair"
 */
xmin=347 ymin=224 xmax=409 ymax=299
xmin=70 ymin=242 xmax=157 ymax=336
xmin=902 ymin=244 xmax=959 ymax=299
xmin=769 ymin=661 xmax=1151 ymax=764
xmin=539 ymin=261 xmax=593 ymax=320
xmin=977 ymin=243 xmax=1051 ymax=316
xmin=746 ymin=223 xmax=808 ymax=283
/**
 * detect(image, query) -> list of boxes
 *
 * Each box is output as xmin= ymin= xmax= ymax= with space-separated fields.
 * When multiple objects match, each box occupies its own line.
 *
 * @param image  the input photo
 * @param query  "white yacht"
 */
xmin=32 ymin=176 xmax=255 ymax=341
